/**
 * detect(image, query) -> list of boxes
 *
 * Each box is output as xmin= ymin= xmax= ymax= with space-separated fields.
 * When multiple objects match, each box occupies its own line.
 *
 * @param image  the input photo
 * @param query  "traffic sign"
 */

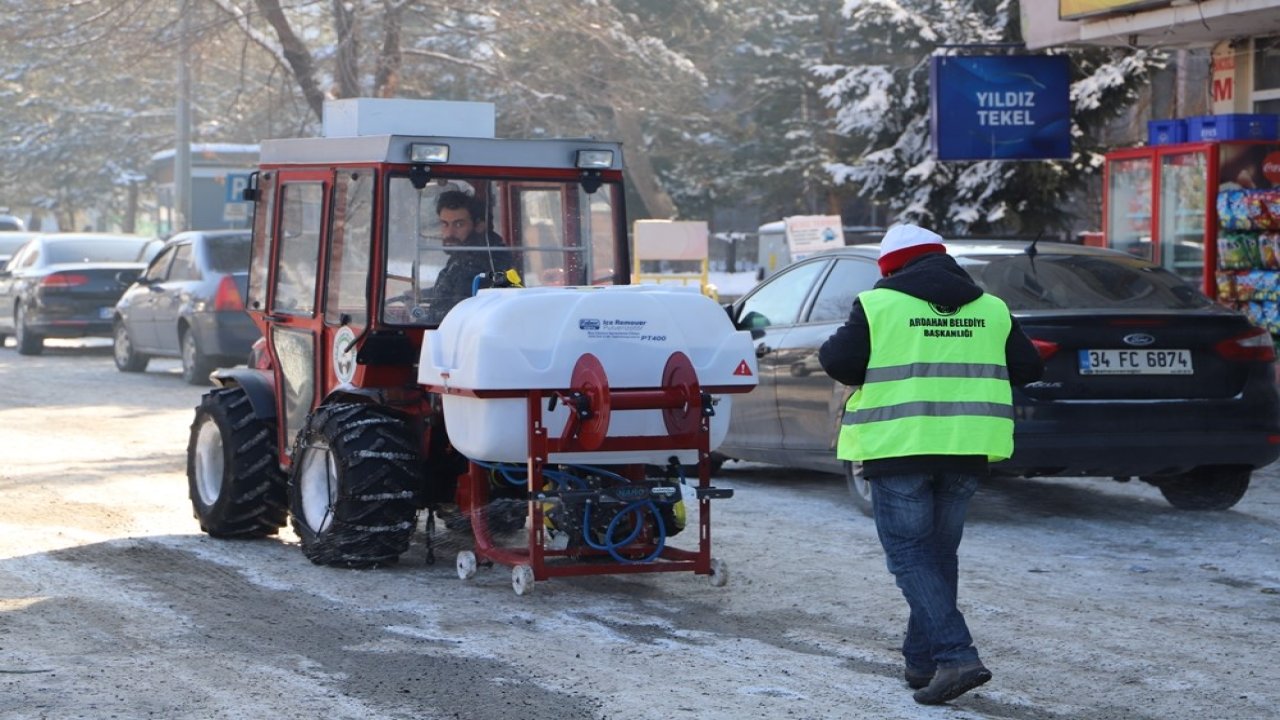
xmin=225 ymin=173 xmax=251 ymax=203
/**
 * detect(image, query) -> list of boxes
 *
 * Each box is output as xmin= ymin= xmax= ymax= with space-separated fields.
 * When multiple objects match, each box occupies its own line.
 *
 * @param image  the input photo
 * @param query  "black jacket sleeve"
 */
xmin=1005 ymin=316 xmax=1044 ymax=386
xmin=818 ymin=298 xmax=871 ymax=386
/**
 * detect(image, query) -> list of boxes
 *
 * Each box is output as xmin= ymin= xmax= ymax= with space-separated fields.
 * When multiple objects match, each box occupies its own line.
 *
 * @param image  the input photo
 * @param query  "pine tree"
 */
xmin=816 ymin=0 xmax=1164 ymax=235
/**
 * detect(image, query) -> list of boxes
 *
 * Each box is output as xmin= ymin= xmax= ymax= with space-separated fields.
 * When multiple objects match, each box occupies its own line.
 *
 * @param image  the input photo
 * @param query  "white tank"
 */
xmin=419 ymin=285 xmax=758 ymax=464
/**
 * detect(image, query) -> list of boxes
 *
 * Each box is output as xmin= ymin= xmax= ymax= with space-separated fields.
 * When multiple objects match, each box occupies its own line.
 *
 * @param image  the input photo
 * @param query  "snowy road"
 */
xmin=1 ymin=339 xmax=1278 ymax=719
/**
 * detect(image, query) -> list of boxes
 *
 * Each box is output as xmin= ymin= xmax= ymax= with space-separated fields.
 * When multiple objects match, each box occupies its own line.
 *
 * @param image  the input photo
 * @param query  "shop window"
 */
xmin=1254 ymin=36 xmax=1280 ymax=113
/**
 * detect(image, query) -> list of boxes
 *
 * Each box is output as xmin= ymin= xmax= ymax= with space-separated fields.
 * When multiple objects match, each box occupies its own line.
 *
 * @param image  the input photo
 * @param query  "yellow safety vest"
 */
xmin=837 ymin=288 xmax=1015 ymax=462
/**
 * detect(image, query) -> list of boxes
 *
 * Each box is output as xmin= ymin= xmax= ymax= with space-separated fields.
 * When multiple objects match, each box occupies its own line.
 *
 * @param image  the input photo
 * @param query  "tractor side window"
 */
xmin=517 ymin=187 xmax=575 ymax=286
xmin=584 ymin=185 xmax=619 ymax=285
xmin=273 ymin=182 xmax=324 ymax=317
xmin=247 ymin=172 xmax=276 ymax=310
xmin=325 ymin=171 xmax=373 ymax=326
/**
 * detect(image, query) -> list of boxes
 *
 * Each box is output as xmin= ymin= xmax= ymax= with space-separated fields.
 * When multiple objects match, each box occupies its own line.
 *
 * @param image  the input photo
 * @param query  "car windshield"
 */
xmin=205 ymin=234 xmax=252 ymax=273
xmin=957 ymin=252 xmax=1213 ymax=310
xmin=45 ymin=238 xmax=149 ymax=264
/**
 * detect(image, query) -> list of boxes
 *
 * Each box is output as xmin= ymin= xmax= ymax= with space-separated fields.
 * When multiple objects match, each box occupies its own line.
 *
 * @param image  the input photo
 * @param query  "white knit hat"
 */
xmin=877 ymin=224 xmax=946 ymax=276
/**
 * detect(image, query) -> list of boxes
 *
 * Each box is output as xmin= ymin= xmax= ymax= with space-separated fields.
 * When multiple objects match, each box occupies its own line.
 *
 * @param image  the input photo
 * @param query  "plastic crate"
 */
xmin=1186 ymin=113 xmax=1280 ymax=142
xmin=1147 ymin=118 xmax=1187 ymax=145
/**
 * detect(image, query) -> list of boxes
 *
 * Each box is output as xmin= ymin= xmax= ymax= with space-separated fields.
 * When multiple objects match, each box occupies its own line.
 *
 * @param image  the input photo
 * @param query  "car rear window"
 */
xmin=205 ymin=235 xmax=252 ymax=273
xmin=45 ymin=239 xmax=149 ymax=264
xmin=957 ymin=253 xmax=1213 ymax=311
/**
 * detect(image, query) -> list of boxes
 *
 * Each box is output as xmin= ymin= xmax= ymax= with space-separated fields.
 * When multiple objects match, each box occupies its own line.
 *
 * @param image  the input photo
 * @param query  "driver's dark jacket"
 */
xmin=817 ymin=252 xmax=1043 ymax=478
xmin=431 ymin=231 xmax=516 ymax=319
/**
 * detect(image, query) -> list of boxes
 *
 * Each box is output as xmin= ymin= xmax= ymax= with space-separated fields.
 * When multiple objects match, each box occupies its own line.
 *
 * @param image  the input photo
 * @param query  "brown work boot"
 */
xmin=904 ymin=666 xmax=934 ymax=690
xmin=912 ymin=660 xmax=991 ymax=705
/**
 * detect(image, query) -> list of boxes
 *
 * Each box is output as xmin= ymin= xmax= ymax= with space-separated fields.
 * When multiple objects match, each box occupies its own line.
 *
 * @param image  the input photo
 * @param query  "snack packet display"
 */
xmin=1218 ymin=190 xmax=1252 ymax=231
xmin=1216 ymin=271 xmax=1237 ymax=301
xmin=1217 ymin=231 xmax=1260 ymax=269
xmin=1244 ymin=192 xmax=1277 ymax=231
xmin=1260 ymin=233 xmax=1280 ymax=270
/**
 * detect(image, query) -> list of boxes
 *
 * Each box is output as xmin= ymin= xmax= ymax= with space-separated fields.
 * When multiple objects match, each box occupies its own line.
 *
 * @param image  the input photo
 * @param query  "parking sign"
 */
xmin=225 ymin=173 xmax=251 ymax=203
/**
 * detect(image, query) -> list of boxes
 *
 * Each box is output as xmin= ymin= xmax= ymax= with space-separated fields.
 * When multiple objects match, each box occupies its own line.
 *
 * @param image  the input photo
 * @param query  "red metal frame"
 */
xmin=426 ymin=352 xmax=752 ymax=584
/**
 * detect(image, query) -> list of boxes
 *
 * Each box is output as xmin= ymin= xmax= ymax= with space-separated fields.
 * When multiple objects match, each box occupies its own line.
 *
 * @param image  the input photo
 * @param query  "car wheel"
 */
xmin=187 ymin=386 xmax=289 ymax=537
xmin=113 ymin=320 xmax=149 ymax=372
xmin=181 ymin=329 xmax=214 ymax=385
xmin=14 ymin=305 xmax=43 ymax=356
xmin=843 ymin=460 xmax=873 ymax=517
xmin=288 ymin=403 xmax=420 ymax=568
xmin=1154 ymin=466 xmax=1251 ymax=511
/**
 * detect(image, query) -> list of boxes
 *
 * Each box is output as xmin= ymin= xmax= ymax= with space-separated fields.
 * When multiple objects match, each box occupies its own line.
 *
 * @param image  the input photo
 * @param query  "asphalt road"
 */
xmin=1 ymin=338 xmax=1278 ymax=720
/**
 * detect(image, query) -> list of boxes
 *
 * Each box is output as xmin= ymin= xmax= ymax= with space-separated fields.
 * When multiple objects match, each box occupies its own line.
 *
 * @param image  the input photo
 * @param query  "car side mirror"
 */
xmin=116 ymin=270 xmax=142 ymax=285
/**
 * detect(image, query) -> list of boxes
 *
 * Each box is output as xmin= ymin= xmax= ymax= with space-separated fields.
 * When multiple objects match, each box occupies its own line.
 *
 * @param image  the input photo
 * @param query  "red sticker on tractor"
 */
xmin=733 ymin=360 xmax=754 ymax=376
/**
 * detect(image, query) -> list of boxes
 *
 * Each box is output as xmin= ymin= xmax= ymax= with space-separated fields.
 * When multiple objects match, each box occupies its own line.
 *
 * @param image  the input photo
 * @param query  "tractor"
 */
xmin=185 ymin=99 xmax=754 ymax=592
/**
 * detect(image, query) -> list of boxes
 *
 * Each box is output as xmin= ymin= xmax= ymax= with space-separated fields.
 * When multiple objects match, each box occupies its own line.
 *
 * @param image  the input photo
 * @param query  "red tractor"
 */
xmin=186 ymin=100 xmax=753 ymax=593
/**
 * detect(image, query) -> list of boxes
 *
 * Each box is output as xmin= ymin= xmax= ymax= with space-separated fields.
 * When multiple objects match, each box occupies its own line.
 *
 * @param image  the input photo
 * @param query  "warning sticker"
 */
xmin=733 ymin=360 xmax=754 ymax=376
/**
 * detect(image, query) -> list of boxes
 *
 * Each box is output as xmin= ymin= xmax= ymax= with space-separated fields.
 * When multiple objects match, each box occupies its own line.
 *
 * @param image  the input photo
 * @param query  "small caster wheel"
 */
xmin=456 ymin=551 xmax=477 ymax=581
xmin=512 ymin=564 xmax=535 ymax=596
xmin=709 ymin=557 xmax=729 ymax=587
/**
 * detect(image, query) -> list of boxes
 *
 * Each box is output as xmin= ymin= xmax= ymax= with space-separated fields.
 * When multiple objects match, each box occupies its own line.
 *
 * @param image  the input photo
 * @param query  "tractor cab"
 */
xmin=241 ymin=99 xmax=628 ymax=460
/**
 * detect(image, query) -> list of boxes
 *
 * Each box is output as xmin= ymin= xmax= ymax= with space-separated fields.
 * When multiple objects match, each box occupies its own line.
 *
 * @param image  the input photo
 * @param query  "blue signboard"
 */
xmin=930 ymin=55 xmax=1071 ymax=161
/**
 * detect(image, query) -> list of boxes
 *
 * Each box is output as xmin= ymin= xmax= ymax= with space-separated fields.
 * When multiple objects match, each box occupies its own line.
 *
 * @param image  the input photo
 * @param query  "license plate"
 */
xmin=1078 ymin=349 xmax=1193 ymax=375
xmin=99 ymin=307 xmax=113 ymax=320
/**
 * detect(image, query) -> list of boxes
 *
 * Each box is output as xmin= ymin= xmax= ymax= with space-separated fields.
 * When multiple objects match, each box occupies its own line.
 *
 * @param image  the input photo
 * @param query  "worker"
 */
xmin=818 ymin=223 xmax=1043 ymax=705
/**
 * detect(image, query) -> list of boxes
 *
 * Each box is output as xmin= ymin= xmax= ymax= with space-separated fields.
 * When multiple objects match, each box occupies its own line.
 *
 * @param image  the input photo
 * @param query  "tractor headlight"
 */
xmin=575 ymin=149 xmax=614 ymax=169
xmin=409 ymin=143 xmax=450 ymax=163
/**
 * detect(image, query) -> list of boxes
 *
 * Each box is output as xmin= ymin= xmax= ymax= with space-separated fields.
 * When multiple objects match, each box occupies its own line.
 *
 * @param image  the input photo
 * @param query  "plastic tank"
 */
xmin=419 ymin=285 xmax=758 ymax=463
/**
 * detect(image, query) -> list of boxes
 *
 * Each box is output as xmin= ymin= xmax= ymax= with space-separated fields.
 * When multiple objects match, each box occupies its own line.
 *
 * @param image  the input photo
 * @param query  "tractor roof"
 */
xmin=259 ymin=134 xmax=625 ymax=171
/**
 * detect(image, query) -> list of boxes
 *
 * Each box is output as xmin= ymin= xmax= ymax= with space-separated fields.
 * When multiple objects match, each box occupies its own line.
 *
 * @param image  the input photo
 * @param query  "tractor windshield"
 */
xmin=382 ymin=175 xmax=622 ymax=326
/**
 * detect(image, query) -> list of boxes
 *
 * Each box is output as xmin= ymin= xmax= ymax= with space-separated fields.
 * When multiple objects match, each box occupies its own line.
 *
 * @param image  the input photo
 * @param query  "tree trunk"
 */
xmin=256 ymin=0 xmax=327 ymax=120
xmin=123 ymin=181 xmax=139 ymax=233
xmin=374 ymin=1 xmax=403 ymax=98
xmin=331 ymin=0 xmax=360 ymax=98
xmin=613 ymin=110 xmax=677 ymax=219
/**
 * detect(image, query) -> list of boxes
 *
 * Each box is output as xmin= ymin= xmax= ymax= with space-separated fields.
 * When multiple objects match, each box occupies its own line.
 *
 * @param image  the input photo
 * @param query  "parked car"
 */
xmin=0 ymin=233 xmax=155 ymax=354
xmin=0 ymin=231 xmax=41 ymax=267
xmin=718 ymin=239 xmax=1280 ymax=513
xmin=0 ymin=214 xmax=25 ymax=232
xmin=112 ymin=229 xmax=258 ymax=384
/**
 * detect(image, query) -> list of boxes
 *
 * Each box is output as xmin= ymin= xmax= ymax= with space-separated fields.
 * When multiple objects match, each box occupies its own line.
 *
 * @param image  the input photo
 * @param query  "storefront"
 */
xmin=1023 ymin=1 xmax=1280 ymax=332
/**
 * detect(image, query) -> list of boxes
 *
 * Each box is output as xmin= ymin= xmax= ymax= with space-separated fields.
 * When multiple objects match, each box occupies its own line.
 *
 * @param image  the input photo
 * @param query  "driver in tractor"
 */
xmin=427 ymin=189 xmax=517 ymax=322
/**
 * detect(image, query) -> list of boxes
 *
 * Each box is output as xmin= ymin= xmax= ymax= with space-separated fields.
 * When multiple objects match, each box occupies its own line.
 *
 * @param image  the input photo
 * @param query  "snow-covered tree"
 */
xmin=816 ymin=0 xmax=1164 ymax=235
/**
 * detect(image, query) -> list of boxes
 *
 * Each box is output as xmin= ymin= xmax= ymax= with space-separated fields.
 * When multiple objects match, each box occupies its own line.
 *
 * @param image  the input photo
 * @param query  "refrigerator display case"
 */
xmin=1103 ymin=140 xmax=1280 ymax=333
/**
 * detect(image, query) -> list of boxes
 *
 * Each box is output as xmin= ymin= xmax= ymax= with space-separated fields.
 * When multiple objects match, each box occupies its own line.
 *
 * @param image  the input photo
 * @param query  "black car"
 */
xmin=719 ymin=240 xmax=1280 ymax=513
xmin=0 ymin=233 xmax=156 ymax=355
xmin=113 ymin=230 xmax=258 ymax=385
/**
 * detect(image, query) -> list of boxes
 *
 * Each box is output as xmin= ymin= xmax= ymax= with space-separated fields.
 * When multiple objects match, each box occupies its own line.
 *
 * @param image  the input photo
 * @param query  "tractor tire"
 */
xmin=288 ymin=403 xmax=420 ymax=568
xmin=1155 ymin=466 xmax=1251 ymax=511
xmin=187 ymin=386 xmax=288 ymax=537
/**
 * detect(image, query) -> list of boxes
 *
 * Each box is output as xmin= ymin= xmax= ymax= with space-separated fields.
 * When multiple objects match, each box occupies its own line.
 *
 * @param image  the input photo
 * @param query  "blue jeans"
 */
xmin=871 ymin=472 xmax=981 ymax=670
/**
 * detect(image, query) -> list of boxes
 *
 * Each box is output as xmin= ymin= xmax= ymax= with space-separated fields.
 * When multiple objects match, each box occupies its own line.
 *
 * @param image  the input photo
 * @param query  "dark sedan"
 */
xmin=113 ymin=229 xmax=258 ymax=385
xmin=718 ymin=240 xmax=1280 ymax=513
xmin=0 ymin=233 xmax=155 ymax=355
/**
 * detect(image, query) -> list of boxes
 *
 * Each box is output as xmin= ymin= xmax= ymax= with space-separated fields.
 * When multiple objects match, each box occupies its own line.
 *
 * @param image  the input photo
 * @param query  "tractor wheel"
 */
xmin=187 ymin=386 xmax=288 ymax=537
xmin=289 ymin=403 xmax=420 ymax=568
